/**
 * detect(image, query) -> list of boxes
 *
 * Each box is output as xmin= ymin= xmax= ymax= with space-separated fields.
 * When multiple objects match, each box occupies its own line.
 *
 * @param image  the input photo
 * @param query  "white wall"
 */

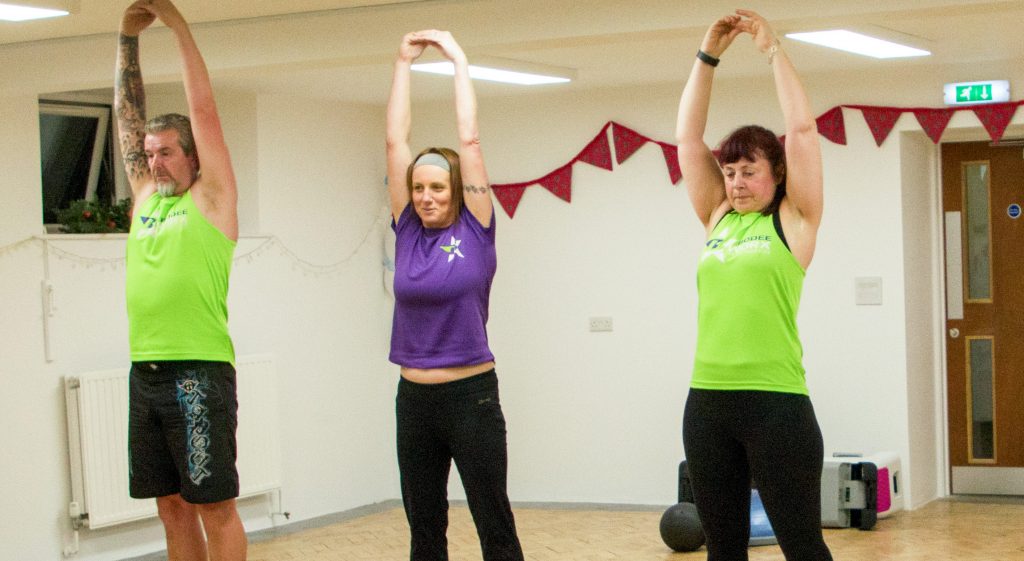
xmin=246 ymin=92 xmax=395 ymax=519
xmin=2 ymin=16 xmax=1023 ymax=561
xmin=899 ymin=128 xmax=943 ymax=508
xmin=0 ymin=94 xmax=66 ymax=561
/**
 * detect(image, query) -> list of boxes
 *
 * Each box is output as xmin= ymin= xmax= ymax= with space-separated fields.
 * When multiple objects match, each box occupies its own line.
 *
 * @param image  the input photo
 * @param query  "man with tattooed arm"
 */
xmin=115 ymin=1 xmax=244 ymax=559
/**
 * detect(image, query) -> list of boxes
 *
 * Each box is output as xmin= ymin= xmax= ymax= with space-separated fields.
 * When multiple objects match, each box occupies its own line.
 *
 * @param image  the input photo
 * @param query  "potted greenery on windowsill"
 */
xmin=54 ymin=198 xmax=132 ymax=234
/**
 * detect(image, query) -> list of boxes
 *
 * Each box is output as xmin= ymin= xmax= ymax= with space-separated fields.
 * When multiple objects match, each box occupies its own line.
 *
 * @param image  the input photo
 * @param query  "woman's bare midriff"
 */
xmin=400 ymin=361 xmax=495 ymax=384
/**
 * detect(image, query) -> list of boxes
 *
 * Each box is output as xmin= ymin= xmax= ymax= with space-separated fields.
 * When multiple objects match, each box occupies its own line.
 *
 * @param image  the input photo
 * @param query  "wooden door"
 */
xmin=942 ymin=140 xmax=1024 ymax=495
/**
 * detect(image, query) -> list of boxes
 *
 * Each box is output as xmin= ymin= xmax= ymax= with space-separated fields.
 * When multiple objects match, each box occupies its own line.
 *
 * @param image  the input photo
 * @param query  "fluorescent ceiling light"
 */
xmin=412 ymin=62 xmax=571 ymax=85
xmin=785 ymin=30 xmax=930 ymax=59
xmin=0 ymin=2 xmax=69 ymax=21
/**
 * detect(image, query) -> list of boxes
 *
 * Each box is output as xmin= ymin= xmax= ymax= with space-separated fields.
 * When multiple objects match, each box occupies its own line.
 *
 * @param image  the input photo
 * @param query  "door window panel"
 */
xmin=967 ymin=337 xmax=995 ymax=462
xmin=963 ymin=162 xmax=991 ymax=301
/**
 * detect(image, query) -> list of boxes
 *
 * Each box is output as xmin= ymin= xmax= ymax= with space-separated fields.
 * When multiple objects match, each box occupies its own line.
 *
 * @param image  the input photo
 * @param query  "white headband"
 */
xmin=413 ymin=152 xmax=451 ymax=172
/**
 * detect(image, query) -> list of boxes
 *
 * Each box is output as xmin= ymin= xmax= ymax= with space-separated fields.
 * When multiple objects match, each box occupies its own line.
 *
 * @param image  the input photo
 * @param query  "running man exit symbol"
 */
xmin=956 ymin=84 xmax=991 ymax=103
xmin=944 ymin=80 xmax=1010 ymax=106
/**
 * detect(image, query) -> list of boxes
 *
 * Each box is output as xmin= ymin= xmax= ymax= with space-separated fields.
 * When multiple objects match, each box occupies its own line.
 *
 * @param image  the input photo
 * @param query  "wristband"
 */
xmin=767 ymin=42 xmax=780 ymax=65
xmin=696 ymin=49 xmax=720 ymax=68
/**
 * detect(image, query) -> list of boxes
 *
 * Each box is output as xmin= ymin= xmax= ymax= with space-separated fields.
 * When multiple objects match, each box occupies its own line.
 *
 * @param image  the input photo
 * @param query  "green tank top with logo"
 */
xmin=692 ymin=211 xmax=808 ymax=395
xmin=125 ymin=191 xmax=236 ymax=363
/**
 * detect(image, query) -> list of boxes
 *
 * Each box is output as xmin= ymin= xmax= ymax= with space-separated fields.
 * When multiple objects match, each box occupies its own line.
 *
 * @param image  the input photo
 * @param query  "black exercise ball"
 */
xmin=659 ymin=502 xmax=705 ymax=552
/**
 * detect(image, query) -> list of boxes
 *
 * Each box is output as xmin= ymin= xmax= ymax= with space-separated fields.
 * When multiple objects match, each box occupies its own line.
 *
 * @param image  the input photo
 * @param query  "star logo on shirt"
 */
xmin=440 ymin=236 xmax=464 ymax=263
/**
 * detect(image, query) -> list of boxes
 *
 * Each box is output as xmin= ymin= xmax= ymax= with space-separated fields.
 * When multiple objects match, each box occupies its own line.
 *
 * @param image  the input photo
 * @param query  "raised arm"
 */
xmin=115 ymin=2 xmax=157 ymax=200
xmin=676 ymin=15 xmax=743 ymax=231
xmin=739 ymin=10 xmax=822 ymax=227
xmin=424 ymin=30 xmax=492 ymax=227
xmin=386 ymin=32 xmax=428 ymax=222
xmin=146 ymin=0 xmax=237 ymax=238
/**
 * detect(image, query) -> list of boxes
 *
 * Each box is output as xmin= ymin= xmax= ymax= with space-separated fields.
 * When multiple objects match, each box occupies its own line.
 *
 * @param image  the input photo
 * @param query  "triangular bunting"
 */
xmin=612 ymin=122 xmax=650 ymax=164
xmin=538 ymin=165 xmax=573 ymax=203
xmin=972 ymin=102 xmax=1018 ymax=142
xmin=816 ymin=106 xmax=846 ymax=145
xmin=577 ymin=123 xmax=613 ymax=170
xmin=491 ymin=100 xmax=1023 ymax=219
xmin=912 ymin=108 xmax=955 ymax=144
xmin=491 ymin=183 xmax=529 ymax=219
xmin=659 ymin=142 xmax=682 ymax=185
xmin=860 ymin=106 xmax=904 ymax=146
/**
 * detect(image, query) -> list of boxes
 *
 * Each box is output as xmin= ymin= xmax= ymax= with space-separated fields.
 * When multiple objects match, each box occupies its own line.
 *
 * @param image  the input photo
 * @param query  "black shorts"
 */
xmin=129 ymin=360 xmax=239 ymax=504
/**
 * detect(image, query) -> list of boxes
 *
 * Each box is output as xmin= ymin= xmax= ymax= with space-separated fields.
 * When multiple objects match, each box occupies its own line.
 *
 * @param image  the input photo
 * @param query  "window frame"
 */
xmin=39 ymin=100 xmax=130 ymax=232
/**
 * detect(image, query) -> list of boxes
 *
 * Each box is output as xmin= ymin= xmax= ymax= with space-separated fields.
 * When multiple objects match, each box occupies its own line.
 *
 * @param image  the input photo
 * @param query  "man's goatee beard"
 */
xmin=156 ymin=182 xmax=177 ymax=197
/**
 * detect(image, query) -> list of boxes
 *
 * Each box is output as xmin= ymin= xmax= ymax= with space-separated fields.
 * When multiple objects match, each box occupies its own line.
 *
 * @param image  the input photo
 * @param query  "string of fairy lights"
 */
xmin=0 ymin=211 xmax=387 ymax=277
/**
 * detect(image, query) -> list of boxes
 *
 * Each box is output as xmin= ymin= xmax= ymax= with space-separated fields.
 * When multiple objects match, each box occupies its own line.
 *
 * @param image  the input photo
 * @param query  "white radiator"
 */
xmin=64 ymin=355 xmax=282 ymax=529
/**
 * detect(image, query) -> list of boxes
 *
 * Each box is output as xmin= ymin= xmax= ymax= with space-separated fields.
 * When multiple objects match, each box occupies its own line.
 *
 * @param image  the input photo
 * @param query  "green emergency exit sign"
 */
xmin=944 ymin=80 xmax=1010 ymax=106
xmin=957 ymin=84 xmax=991 ymax=102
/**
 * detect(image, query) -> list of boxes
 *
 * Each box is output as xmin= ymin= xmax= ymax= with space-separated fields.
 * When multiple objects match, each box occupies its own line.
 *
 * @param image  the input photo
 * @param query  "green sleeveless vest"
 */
xmin=125 ymin=191 xmax=235 ymax=363
xmin=692 ymin=211 xmax=808 ymax=395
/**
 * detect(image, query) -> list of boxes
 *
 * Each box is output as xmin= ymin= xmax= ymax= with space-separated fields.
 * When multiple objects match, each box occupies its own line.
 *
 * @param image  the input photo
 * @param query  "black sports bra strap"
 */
xmin=772 ymin=209 xmax=791 ymax=251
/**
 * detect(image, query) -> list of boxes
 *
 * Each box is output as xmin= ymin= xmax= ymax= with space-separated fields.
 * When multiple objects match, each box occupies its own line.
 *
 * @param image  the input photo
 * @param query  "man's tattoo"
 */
xmin=116 ymin=35 xmax=145 ymax=109
xmin=115 ymin=34 xmax=149 ymax=182
xmin=115 ymin=34 xmax=145 ymax=115
xmin=464 ymin=184 xmax=490 ymax=194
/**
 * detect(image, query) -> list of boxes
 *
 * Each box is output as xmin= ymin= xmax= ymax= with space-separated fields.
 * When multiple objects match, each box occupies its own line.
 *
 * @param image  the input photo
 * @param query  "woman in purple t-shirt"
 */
xmin=385 ymin=30 xmax=524 ymax=561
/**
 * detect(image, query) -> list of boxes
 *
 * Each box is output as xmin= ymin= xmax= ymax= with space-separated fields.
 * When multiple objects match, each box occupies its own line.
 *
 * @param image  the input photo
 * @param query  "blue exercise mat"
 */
xmin=749 ymin=489 xmax=778 ymax=546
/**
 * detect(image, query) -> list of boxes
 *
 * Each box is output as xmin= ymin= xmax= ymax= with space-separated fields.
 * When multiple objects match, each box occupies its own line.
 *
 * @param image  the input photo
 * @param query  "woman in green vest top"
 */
xmin=675 ymin=9 xmax=832 ymax=561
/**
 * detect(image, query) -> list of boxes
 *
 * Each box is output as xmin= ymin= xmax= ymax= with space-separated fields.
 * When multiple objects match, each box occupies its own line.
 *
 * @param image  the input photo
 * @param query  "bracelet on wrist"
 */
xmin=696 ymin=49 xmax=720 ymax=67
xmin=767 ymin=41 xmax=780 ymax=65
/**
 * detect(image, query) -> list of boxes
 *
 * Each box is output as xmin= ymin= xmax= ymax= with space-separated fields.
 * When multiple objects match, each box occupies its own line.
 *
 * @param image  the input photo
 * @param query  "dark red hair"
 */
xmin=717 ymin=125 xmax=786 ymax=216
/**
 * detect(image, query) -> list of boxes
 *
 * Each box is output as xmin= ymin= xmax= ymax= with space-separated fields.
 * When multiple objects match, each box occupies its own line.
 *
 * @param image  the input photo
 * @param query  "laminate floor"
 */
xmin=246 ymin=499 xmax=1024 ymax=560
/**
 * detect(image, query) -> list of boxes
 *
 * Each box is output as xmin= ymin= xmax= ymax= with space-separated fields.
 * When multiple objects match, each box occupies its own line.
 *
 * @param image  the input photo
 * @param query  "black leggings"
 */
xmin=396 ymin=370 xmax=524 ymax=561
xmin=683 ymin=389 xmax=833 ymax=561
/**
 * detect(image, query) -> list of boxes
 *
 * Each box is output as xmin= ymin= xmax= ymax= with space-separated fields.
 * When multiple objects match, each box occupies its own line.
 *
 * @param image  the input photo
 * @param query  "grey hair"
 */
xmin=145 ymin=113 xmax=197 ymax=161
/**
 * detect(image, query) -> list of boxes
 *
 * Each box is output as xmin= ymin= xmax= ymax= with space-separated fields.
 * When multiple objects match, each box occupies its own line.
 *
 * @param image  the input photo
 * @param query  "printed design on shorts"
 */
xmin=176 ymin=371 xmax=213 ymax=486
xmin=440 ymin=236 xmax=464 ymax=263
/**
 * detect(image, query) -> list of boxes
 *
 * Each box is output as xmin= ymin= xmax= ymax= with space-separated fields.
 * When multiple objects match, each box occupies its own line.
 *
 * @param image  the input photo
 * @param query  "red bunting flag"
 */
xmin=912 ymin=108 xmax=955 ymax=144
xmin=612 ymin=122 xmax=650 ymax=164
xmin=490 ymin=99 xmax=1022 ymax=219
xmin=815 ymin=106 xmax=846 ymax=145
xmin=538 ymin=164 xmax=573 ymax=203
xmin=659 ymin=142 xmax=682 ymax=185
xmin=858 ymin=106 xmax=904 ymax=146
xmin=972 ymin=102 xmax=1018 ymax=142
xmin=491 ymin=183 xmax=530 ymax=219
xmin=576 ymin=123 xmax=613 ymax=170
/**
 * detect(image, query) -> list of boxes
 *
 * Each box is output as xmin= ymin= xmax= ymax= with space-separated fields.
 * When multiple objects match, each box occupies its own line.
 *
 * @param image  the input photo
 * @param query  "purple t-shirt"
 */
xmin=389 ymin=204 xmax=496 ymax=369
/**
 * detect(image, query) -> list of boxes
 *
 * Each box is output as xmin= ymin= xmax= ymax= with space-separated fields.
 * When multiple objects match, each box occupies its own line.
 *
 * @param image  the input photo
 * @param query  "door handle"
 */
xmin=949 ymin=328 xmax=960 ymax=338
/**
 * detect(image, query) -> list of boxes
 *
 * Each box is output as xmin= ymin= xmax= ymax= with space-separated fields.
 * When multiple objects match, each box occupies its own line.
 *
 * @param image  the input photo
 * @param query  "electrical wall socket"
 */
xmin=589 ymin=316 xmax=613 ymax=332
xmin=854 ymin=276 xmax=883 ymax=305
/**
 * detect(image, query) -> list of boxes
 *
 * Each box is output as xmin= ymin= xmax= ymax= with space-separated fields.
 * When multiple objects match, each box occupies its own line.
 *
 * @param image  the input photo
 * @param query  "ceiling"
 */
xmin=5 ymin=0 xmax=1022 ymax=103
xmin=1 ymin=0 xmax=425 ymax=43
